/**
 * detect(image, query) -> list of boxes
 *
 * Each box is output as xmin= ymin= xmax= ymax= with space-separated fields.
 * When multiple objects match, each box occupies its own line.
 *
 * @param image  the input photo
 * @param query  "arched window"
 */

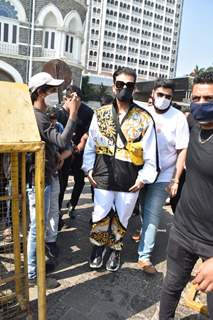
xmin=43 ymin=12 xmax=57 ymax=50
xmin=37 ymin=4 xmax=63 ymax=57
xmin=0 ymin=0 xmax=24 ymax=55
xmin=63 ymin=10 xmax=83 ymax=62
xmin=0 ymin=60 xmax=23 ymax=82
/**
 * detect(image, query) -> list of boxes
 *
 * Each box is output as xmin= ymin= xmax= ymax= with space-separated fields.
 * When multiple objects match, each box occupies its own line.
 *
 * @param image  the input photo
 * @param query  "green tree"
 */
xmin=205 ymin=66 xmax=213 ymax=73
xmin=81 ymin=76 xmax=95 ymax=101
xmin=97 ymin=82 xmax=107 ymax=101
xmin=190 ymin=65 xmax=205 ymax=77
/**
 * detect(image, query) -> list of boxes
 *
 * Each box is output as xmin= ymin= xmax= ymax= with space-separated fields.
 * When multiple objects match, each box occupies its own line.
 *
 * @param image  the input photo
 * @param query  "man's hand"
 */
xmin=193 ymin=258 xmax=213 ymax=293
xmin=129 ymin=179 xmax=144 ymax=192
xmin=87 ymin=170 xmax=97 ymax=188
xmin=56 ymin=153 xmax=64 ymax=170
xmin=67 ymin=93 xmax=81 ymax=120
xmin=166 ymin=180 xmax=179 ymax=198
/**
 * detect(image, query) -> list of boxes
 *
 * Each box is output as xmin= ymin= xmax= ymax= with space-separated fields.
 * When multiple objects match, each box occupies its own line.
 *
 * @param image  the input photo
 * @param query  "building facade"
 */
xmin=0 ymin=0 xmax=87 ymax=85
xmin=84 ymin=0 xmax=184 ymax=81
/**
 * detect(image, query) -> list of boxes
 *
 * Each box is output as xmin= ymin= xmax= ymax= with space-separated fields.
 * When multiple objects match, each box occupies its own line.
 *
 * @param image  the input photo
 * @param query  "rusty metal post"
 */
xmin=35 ymin=144 xmax=46 ymax=320
xmin=21 ymin=152 xmax=30 ymax=312
xmin=11 ymin=152 xmax=22 ymax=298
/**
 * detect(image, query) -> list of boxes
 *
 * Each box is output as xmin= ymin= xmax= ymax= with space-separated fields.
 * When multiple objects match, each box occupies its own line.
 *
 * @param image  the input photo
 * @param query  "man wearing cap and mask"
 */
xmin=82 ymin=67 xmax=159 ymax=272
xmin=56 ymin=85 xmax=93 ymax=221
xmin=137 ymin=79 xmax=189 ymax=274
xmin=28 ymin=72 xmax=80 ymax=287
xmin=159 ymin=71 xmax=213 ymax=319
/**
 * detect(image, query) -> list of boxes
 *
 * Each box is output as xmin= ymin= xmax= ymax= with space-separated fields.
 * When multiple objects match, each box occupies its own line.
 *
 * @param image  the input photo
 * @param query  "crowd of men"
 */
xmin=1 ymin=66 xmax=213 ymax=319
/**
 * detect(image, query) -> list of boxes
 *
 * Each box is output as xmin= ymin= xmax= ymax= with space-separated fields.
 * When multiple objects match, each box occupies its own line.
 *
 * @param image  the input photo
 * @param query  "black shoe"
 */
xmin=28 ymin=276 xmax=59 ymax=289
xmin=46 ymin=260 xmax=56 ymax=274
xmin=58 ymin=215 xmax=64 ymax=231
xmin=46 ymin=277 xmax=60 ymax=289
xmin=106 ymin=250 xmax=121 ymax=272
xmin=45 ymin=242 xmax=59 ymax=258
xmin=28 ymin=278 xmax=37 ymax=287
xmin=89 ymin=245 xmax=106 ymax=269
xmin=67 ymin=202 xmax=75 ymax=219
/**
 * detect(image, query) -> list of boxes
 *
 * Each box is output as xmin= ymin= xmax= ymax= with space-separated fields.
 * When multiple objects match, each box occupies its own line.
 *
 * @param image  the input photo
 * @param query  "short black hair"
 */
xmin=193 ymin=71 xmax=213 ymax=86
xmin=30 ymin=84 xmax=54 ymax=104
xmin=113 ymin=67 xmax=137 ymax=83
xmin=46 ymin=106 xmax=57 ymax=120
xmin=153 ymin=79 xmax=175 ymax=93
xmin=66 ymin=85 xmax=82 ymax=99
xmin=100 ymin=95 xmax=113 ymax=106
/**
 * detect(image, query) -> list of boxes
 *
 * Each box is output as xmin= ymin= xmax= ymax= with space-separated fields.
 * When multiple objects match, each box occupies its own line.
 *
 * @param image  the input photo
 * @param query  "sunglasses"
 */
xmin=156 ymin=92 xmax=172 ymax=100
xmin=115 ymin=81 xmax=135 ymax=90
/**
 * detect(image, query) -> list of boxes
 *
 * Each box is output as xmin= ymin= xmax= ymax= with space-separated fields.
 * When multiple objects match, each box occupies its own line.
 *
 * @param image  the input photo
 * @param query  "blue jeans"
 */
xmin=27 ymin=185 xmax=51 ymax=279
xmin=27 ymin=175 xmax=60 ymax=279
xmin=138 ymin=182 xmax=168 ymax=262
xmin=46 ymin=175 xmax=60 ymax=242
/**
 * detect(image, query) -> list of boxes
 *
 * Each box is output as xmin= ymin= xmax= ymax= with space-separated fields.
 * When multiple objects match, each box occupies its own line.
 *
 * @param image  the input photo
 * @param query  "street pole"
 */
xmin=28 ymin=0 xmax=35 ymax=81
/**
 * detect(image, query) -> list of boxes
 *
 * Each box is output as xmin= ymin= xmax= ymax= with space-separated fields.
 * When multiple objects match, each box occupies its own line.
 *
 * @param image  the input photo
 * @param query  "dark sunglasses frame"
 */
xmin=156 ymin=92 xmax=172 ymax=100
xmin=115 ymin=80 xmax=135 ymax=90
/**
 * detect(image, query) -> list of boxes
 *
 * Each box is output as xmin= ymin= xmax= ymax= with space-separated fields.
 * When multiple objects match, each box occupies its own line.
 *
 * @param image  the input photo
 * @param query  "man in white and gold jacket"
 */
xmin=82 ymin=67 xmax=159 ymax=272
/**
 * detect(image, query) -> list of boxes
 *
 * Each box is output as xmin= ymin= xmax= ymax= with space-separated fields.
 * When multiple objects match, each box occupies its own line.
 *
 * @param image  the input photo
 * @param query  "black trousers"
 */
xmin=160 ymin=227 xmax=213 ymax=320
xmin=170 ymin=170 xmax=186 ymax=214
xmin=58 ymin=162 xmax=85 ymax=210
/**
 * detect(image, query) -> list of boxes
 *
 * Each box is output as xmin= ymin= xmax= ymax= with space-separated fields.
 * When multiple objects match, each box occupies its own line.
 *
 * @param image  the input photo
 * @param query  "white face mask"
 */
xmin=154 ymin=96 xmax=171 ymax=110
xmin=44 ymin=92 xmax=59 ymax=107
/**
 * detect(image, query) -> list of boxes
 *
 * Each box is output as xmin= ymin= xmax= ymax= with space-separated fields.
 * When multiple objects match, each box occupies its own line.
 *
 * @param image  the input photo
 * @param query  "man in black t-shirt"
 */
xmin=160 ymin=72 xmax=213 ymax=319
xmin=56 ymin=86 xmax=93 ymax=219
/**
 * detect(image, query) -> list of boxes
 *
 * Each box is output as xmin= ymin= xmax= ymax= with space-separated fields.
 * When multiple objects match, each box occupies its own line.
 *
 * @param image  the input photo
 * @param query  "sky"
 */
xmin=176 ymin=0 xmax=213 ymax=77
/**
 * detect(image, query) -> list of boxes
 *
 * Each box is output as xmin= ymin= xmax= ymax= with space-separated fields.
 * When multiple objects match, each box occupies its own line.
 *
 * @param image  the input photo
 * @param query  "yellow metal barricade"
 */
xmin=0 ymin=82 xmax=46 ymax=320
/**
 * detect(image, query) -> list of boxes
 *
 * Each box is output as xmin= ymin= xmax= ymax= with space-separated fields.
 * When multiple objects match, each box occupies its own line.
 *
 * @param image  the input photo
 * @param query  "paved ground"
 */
xmin=30 ymin=179 xmax=209 ymax=320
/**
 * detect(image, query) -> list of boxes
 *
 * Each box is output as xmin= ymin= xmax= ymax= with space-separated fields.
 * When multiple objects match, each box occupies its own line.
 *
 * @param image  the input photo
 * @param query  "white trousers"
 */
xmin=93 ymin=188 xmax=139 ymax=228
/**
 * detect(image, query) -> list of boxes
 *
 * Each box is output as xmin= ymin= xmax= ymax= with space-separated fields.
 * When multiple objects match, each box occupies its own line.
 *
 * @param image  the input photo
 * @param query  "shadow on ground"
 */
xmin=30 ymin=181 xmax=208 ymax=320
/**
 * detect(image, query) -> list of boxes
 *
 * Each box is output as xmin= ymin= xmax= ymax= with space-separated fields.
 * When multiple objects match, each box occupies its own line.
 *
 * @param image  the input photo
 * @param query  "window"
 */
xmin=3 ymin=23 xmax=8 ymax=42
xmin=65 ymin=35 xmax=73 ymax=53
xmin=12 ymin=25 xmax=17 ymax=43
xmin=44 ymin=30 xmax=55 ymax=49
xmin=0 ymin=1 xmax=19 ymax=54
xmin=0 ymin=20 xmax=18 ymax=44
xmin=44 ymin=31 xmax=49 ymax=48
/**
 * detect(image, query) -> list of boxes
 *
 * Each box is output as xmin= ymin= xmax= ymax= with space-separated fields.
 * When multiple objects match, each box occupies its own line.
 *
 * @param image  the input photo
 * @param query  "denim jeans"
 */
xmin=27 ymin=175 xmax=60 ymax=279
xmin=138 ymin=182 xmax=168 ymax=262
xmin=159 ymin=227 xmax=213 ymax=319
xmin=46 ymin=175 xmax=60 ymax=243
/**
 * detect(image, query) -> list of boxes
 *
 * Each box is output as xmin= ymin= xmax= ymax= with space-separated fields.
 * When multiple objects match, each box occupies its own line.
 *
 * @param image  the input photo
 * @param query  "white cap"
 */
xmin=29 ymin=72 xmax=64 ymax=93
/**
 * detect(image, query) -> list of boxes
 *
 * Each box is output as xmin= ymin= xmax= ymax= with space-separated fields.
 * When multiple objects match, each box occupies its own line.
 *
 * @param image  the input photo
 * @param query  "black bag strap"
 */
xmin=112 ymin=104 xmax=128 ymax=147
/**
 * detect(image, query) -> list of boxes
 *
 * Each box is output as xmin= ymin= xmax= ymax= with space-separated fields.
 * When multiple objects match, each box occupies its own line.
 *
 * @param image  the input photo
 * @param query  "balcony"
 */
xmin=0 ymin=42 xmax=18 ymax=56
xmin=43 ymin=48 xmax=56 ymax=58
xmin=119 ymin=16 xmax=130 ymax=23
xmin=118 ymin=27 xmax=128 ymax=34
xmin=88 ymin=65 xmax=97 ymax=71
xmin=103 ymin=45 xmax=114 ymax=51
xmin=106 ymin=14 xmax=117 ymax=20
xmin=102 ymin=56 xmax=113 ymax=62
xmin=150 ymin=56 xmax=159 ymax=62
xmin=89 ymin=44 xmax=98 ymax=50
xmin=90 ymin=33 xmax=99 ymax=40
xmin=92 ymin=13 xmax=101 ymax=19
xmin=119 ymin=7 xmax=130 ymax=13
xmin=116 ymin=48 xmax=127 ymax=53
xmin=105 ymin=24 xmax=117 ymax=31
xmin=102 ymin=66 xmax=113 ymax=72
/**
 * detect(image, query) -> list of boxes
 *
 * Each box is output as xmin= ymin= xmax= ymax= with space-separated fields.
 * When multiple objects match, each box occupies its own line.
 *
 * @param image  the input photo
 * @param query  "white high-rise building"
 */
xmin=84 ymin=0 xmax=184 ymax=81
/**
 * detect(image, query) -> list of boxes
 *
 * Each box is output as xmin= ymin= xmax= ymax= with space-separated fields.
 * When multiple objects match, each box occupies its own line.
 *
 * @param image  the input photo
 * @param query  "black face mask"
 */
xmin=191 ymin=102 xmax=213 ymax=123
xmin=116 ymin=87 xmax=133 ymax=102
